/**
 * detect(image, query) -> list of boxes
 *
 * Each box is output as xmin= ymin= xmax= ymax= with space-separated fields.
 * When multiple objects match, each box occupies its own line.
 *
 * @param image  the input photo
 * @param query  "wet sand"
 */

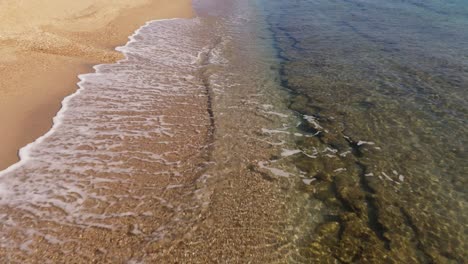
xmin=0 ymin=0 xmax=314 ymax=260
xmin=0 ymin=0 xmax=194 ymax=171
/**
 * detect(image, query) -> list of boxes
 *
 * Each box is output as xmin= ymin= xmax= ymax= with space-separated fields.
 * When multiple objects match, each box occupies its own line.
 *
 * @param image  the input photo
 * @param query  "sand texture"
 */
xmin=0 ymin=0 xmax=194 ymax=170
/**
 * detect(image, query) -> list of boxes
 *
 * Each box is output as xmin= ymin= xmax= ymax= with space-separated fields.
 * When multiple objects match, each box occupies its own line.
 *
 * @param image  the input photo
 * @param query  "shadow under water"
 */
xmin=260 ymin=0 xmax=467 ymax=263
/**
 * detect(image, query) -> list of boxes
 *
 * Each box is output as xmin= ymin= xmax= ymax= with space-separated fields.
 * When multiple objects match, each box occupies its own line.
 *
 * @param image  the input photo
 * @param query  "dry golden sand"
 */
xmin=0 ymin=0 xmax=194 ymax=170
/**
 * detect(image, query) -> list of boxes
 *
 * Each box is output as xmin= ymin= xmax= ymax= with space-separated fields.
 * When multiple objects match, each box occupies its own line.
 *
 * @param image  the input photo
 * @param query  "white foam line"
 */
xmin=262 ymin=111 xmax=289 ymax=118
xmin=333 ymin=168 xmax=347 ymax=173
xmin=303 ymin=115 xmax=323 ymax=130
xmin=381 ymin=172 xmax=395 ymax=182
xmin=357 ymin=141 xmax=375 ymax=146
xmin=0 ymin=18 xmax=183 ymax=178
xmin=280 ymin=149 xmax=302 ymax=157
xmin=261 ymin=128 xmax=290 ymax=135
xmin=302 ymin=178 xmax=316 ymax=185
xmin=258 ymin=161 xmax=291 ymax=178
xmin=339 ymin=151 xmax=352 ymax=157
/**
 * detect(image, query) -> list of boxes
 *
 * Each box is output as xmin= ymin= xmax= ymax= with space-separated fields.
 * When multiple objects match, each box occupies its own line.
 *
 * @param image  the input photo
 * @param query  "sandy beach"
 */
xmin=0 ymin=0 xmax=194 ymax=171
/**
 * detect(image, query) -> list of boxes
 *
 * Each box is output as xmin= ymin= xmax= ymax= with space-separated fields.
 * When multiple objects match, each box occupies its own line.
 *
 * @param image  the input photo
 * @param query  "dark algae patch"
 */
xmin=260 ymin=0 xmax=467 ymax=262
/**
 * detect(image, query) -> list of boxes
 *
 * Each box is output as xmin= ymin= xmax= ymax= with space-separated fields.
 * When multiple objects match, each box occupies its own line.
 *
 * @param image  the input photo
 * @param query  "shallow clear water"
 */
xmin=0 ymin=0 xmax=466 ymax=263
xmin=261 ymin=0 xmax=468 ymax=262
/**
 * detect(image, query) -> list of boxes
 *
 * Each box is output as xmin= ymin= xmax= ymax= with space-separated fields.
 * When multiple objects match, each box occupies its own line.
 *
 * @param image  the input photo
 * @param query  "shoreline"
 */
xmin=0 ymin=0 xmax=194 ymax=171
xmin=0 ymin=16 xmax=218 ymax=261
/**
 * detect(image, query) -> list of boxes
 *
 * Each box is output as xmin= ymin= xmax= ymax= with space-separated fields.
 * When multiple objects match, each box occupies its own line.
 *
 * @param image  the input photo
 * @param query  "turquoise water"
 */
xmin=260 ymin=0 xmax=467 ymax=262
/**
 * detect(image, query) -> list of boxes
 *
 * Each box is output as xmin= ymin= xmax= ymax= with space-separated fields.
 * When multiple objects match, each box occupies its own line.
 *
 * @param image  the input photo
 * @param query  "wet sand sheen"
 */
xmin=0 ymin=18 xmax=215 ymax=262
xmin=0 ymin=0 xmax=311 ymax=261
xmin=0 ymin=0 xmax=194 ymax=171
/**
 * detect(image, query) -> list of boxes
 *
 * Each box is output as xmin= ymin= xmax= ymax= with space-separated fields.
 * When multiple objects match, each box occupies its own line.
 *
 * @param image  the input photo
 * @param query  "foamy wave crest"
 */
xmin=0 ymin=17 xmax=218 ymax=256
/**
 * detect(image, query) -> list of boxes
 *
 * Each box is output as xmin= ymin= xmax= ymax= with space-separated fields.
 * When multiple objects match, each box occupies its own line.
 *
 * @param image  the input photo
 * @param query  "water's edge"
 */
xmin=0 ymin=18 xmax=180 ymax=178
